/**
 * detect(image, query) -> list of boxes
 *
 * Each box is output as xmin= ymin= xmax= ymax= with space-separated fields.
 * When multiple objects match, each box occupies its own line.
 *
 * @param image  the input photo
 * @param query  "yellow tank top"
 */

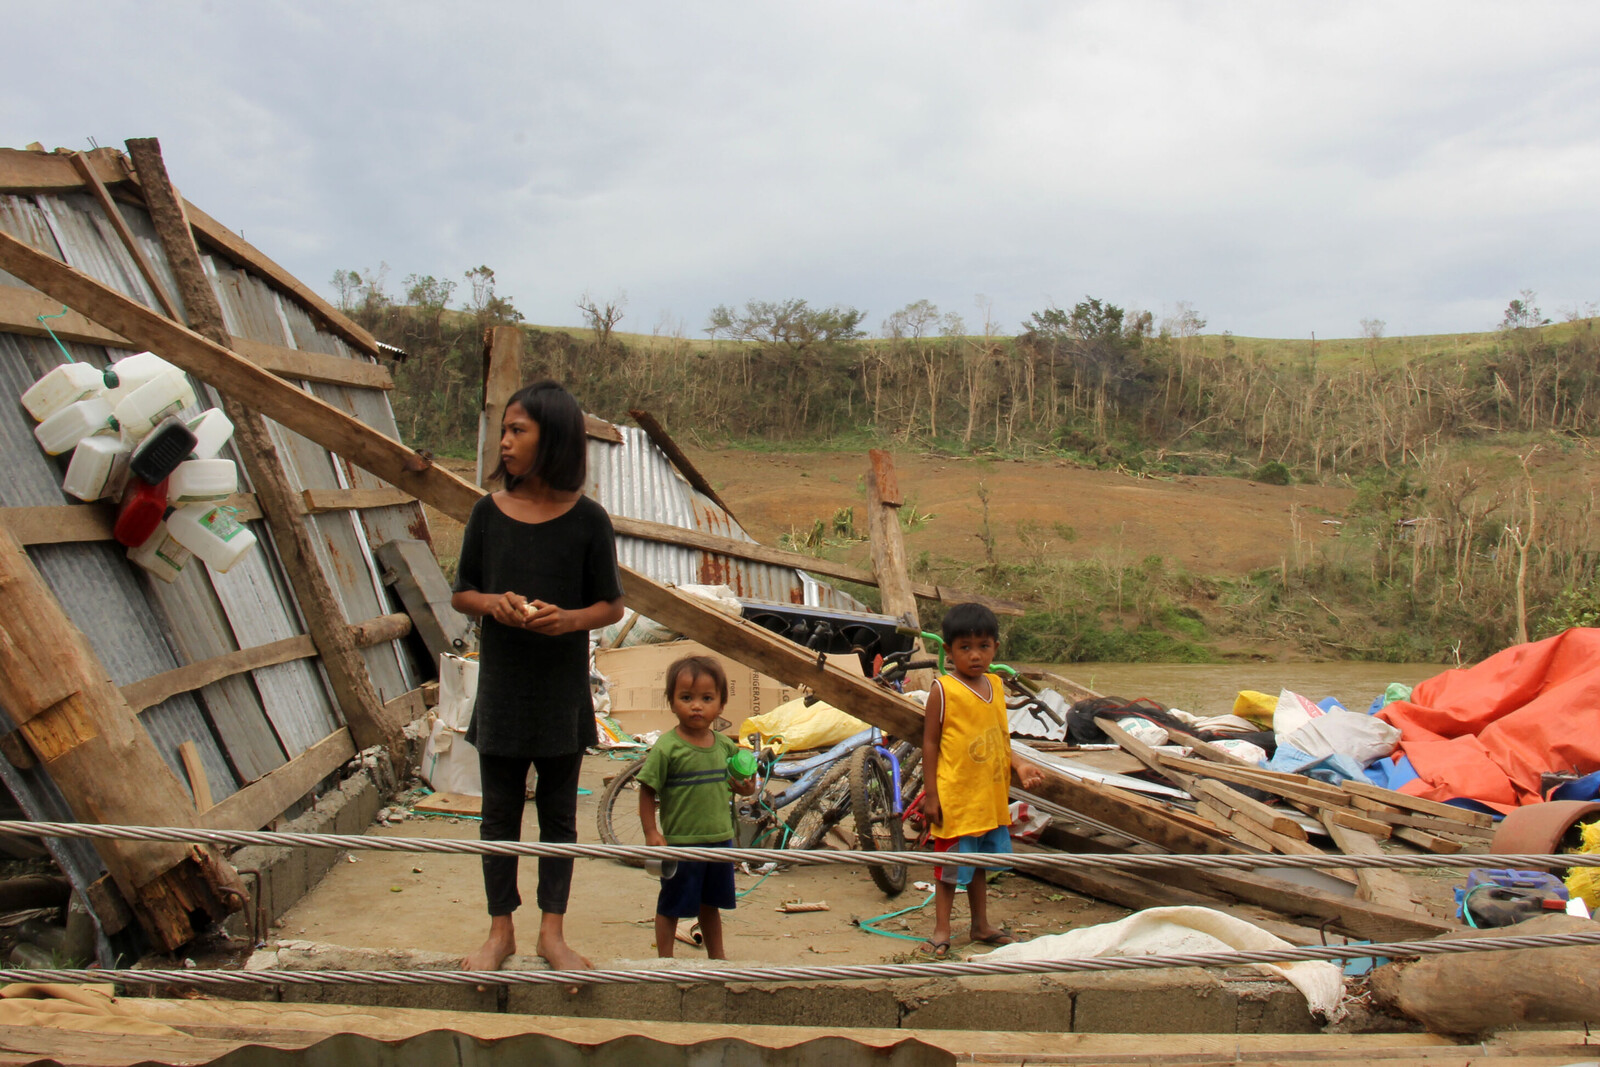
xmin=930 ymin=673 xmax=1013 ymax=839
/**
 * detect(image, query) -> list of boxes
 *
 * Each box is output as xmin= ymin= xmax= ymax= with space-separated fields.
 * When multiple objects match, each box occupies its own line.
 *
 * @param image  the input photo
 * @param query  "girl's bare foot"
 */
xmin=463 ymin=915 xmax=516 ymax=970
xmin=536 ymin=934 xmax=592 ymax=972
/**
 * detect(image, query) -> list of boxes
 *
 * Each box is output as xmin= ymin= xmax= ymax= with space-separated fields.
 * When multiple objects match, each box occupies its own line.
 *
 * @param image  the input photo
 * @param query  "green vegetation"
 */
xmin=332 ymin=270 xmax=1600 ymax=662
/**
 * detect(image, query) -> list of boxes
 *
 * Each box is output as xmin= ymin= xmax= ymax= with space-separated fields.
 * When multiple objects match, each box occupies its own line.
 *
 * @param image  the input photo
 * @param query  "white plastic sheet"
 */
xmin=422 ymin=654 xmax=482 ymax=795
xmin=972 ymin=905 xmax=1345 ymax=1017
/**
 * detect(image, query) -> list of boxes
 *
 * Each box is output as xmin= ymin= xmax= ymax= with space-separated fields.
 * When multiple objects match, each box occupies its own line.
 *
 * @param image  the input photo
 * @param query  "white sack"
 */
xmin=422 ymin=654 xmax=482 ymax=795
xmin=1285 ymin=709 xmax=1401 ymax=766
xmin=972 ymin=905 xmax=1345 ymax=1018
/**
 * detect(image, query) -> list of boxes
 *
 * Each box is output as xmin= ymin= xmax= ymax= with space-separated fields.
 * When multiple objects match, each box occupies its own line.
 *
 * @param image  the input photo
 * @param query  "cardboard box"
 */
xmin=595 ymin=639 xmax=863 ymax=735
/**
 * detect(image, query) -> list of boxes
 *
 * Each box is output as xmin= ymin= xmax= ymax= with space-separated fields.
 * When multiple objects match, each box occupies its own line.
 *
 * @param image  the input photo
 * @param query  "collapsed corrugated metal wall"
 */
xmin=0 ymin=178 xmax=425 ymax=918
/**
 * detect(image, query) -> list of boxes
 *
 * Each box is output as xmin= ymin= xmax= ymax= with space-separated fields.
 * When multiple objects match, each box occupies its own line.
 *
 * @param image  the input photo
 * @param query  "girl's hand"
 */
xmin=1016 ymin=763 xmax=1045 ymax=790
xmin=522 ymin=599 xmax=572 ymax=635
xmin=490 ymin=591 xmax=530 ymax=628
xmin=921 ymin=794 xmax=941 ymax=830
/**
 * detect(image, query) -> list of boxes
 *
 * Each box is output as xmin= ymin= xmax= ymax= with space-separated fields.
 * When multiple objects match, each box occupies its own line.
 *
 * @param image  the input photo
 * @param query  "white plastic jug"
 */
xmin=34 ymin=396 xmax=116 ymax=455
xmin=185 ymin=408 xmax=234 ymax=459
xmin=21 ymin=362 xmax=106 ymax=422
xmin=167 ymin=459 xmax=237 ymax=504
xmin=62 ymin=434 xmax=131 ymax=501
xmin=99 ymin=351 xmax=177 ymax=407
xmin=113 ymin=368 xmax=197 ymax=442
xmin=166 ymin=503 xmax=257 ymax=573
xmin=127 ymin=521 xmax=192 ymax=583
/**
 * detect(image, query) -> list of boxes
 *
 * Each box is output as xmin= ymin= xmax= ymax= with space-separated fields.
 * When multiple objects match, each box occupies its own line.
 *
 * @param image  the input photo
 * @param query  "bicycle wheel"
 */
xmin=850 ymin=746 xmax=907 ymax=896
xmin=782 ymin=759 xmax=853 ymax=852
xmin=596 ymin=757 xmax=653 ymax=868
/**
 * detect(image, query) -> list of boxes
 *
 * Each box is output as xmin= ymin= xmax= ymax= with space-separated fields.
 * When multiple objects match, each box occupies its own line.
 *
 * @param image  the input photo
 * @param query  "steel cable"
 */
xmin=1 ymin=820 xmax=1594 ymax=874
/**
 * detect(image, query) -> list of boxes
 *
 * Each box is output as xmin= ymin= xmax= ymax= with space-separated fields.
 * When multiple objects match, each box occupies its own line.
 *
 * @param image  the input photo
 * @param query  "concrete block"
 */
xmin=1231 ymin=980 xmax=1319 ymax=1034
xmin=333 ymin=782 xmax=366 ymax=838
xmin=508 ymin=980 xmax=685 ymax=1021
xmin=278 ymin=980 xmax=497 ymax=1013
xmin=680 ymin=980 xmax=726 ymax=1024
xmin=903 ymin=975 xmax=1074 ymax=1033
xmin=1070 ymin=969 xmax=1237 ymax=1033
xmin=723 ymin=980 xmax=901 ymax=1028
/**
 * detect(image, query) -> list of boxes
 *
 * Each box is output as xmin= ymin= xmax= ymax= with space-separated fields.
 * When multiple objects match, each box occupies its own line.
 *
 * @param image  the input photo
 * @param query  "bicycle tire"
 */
xmin=596 ymin=756 xmax=653 ymax=868
xmin=782 ymin=758 xmax=853 ymax=852
xmin=849 ymin=746 xmax=907 ymax=896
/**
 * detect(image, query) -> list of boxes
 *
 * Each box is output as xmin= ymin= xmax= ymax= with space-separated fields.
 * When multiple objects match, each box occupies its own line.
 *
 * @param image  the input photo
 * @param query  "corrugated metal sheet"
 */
xmin=587 ymin=426 xmax=870 ymax=611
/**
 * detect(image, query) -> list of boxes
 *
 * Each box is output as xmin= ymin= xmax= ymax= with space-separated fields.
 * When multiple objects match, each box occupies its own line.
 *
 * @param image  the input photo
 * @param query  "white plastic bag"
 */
xmin=1285 ymin=709 xmax=1400 ymax=766
xmin=423 ymin=654 xmax=482 ymax=795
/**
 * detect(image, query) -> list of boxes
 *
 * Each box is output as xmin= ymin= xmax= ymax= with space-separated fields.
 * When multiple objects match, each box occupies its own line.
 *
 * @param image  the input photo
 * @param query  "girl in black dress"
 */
xmin=450 ymin=380 xmax=624 ymax=971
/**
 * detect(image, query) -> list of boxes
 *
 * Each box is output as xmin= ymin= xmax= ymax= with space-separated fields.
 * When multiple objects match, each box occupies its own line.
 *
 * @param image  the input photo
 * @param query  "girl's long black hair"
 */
xmin=491 ymin=379 xmax=588 ymax=492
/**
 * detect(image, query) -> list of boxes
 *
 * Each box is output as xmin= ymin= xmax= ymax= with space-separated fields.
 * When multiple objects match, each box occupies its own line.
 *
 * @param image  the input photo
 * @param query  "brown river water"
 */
xmin=1036 ymin=661 xmax=1452 ymax=718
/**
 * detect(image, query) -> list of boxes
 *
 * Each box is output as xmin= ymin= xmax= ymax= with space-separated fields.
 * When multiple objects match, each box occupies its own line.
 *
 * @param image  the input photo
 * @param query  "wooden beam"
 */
xmin=125 ymin=136 xmax=399 ymax=756
xmin=200 ymin=728 xmax=355 ymax=832
xmin=1320 ymin=813 xmax=1422 ymax=911
xmin=0 ymin=146 xmax=127 ymax=192
xmin=479 ymin=325 xmax=523 ymax=488
xmin=628 ymin=409 xmax=738 ymax=520
xmin=302 ymin=487 xmax=414 ymax=514
xmin=866 ymin=449 xmax=918 ymax=627
xmin=0 ymin=228 xmax=482 ymax=521
xmin=121 ymin=636 xmax=315 ymax=714
xmin=0 ymin=527 xmax=245 ymax=949
xmin=608 ymin=513 xmax=1023 ymax=614
xmin=225 ymin=336 xmax=393 ymax=390
xmin=166 ymin=196 xmax=381 ymax=359
xmin=868 ymin=448 xmax=904 ymax=507
xmin=177 ymin=741 xmax=214 ymax=813
xmin=0 ymin=495 xmax=261 ymax=547
xmin=1339 ymin=779 xmax=1496 ymax=828
xmin=585 ymin=414 xmax=623 ymax=444
xmin=69 ymin=152 xmax=182 ymax=321
xmin=0 ymin=283 xmax=130 ymax=346
xmin=1156 ymin=754 xmax=1352 ymax=807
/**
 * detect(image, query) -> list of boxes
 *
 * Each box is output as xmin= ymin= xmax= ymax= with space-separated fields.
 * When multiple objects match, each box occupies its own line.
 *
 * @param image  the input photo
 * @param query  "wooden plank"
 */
xmin=0 ymin=146 xmax=127 ymax=192
xmin=866 ymin=449 xmax=917 ymax=626
xmin=411 ymin=791 xmax=482 ymax=816
xmin=1392 ymin=825 xmax=1467 ymax=854
xmin=69 ymin=151 xmax=182 ymax=321
xmin=868 ymin=448 xmax=904 ymax=507
xmin=608 ymin=513 xmax=1024 ymax=615
xmin=480 ymin=325 xmax=524 ymax=487
xmin=1341 ymin=780 xmax=1496 ymax=827
xmin=1319 ymin=813 xmax=1421 ymax=911
xmin=1173 ymin=865 xmax=1459 ymax=940
xmin=628 ymin=409 xmax=737 ymax=519
xmin=226 ymin=335 xmax=393 ymax=390
xmin=1188 ymin=778 xmax=1310 ymax=840
xmin=177 ymin=740 xmax=214 ymax=812
xmin=382 ymin=686 xmax=427 ymax=728
xmin=1344 ymin=799 xmax=1496 ymax=838
xmin=1323 ymin=806 xmax=1395 ymax=840
xmin=1158 ymin=753 xmax=1352 ymax=806
xmin=161 ymin=190 xmax=382 ymax=358
xmin=121 ymin=636 xmax=315 ymax=714
xmin=200 ymin=728 xmax=355 ymax=832
xmin=584 ymin=413 xmax=623 ymax=444
xmin=126 ymin=136 xmax=400 ymax=756
xmin=0 ymin=283 xmax=130 ymax=346
xmin=0 ymin=495 xmax=261 ymax=546
xmin=302 ymin=487 xmax=414 ymax=513
xmin=1196 ymin=798 xmax=1279 ymax=851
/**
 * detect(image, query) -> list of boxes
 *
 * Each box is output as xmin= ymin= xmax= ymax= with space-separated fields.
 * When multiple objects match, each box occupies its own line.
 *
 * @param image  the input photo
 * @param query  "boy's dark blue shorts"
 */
xmin=656 ymin=839 xmax=736 ymax=918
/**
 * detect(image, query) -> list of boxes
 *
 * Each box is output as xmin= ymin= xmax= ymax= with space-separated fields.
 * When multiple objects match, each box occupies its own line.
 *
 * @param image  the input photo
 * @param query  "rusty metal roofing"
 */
xmin=587 ymin=425 xmax=869 ymax=611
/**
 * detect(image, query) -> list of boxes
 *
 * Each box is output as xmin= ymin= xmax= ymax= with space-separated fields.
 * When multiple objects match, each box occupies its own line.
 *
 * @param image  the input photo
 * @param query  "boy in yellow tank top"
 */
xmin=920 ymin=603 xmax=1045 ymax=959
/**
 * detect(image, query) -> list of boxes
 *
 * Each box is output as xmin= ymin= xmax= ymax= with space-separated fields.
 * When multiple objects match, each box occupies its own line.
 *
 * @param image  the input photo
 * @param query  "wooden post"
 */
xmin=865 ymin=448 xmax=932 ymax=691
xmin=478 ymin=325 xmax=523 ymax=488
xmin=0 ymin=529 xmax=245 ymax=950
xmin=124 ymin=136 xmax=400 ymax=755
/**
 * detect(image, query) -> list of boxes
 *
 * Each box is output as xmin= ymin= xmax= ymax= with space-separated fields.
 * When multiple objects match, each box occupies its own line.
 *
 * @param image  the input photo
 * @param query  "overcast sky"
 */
xmin=8 ymin=2 xmax=1600 ymax=340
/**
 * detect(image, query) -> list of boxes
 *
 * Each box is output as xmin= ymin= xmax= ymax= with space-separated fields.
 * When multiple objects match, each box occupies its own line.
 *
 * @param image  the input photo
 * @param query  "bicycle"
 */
xmin=851 ymin=628 xmax=1066 ymax=896
xmin=596 ymin=728 xmax=875 ymax=868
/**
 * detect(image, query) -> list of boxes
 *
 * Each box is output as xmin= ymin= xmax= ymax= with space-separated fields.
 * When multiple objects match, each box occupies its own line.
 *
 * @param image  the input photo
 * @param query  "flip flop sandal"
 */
xmin=918 ymin=939 xmax=952 ymax=960
xmin=972 ymin=928 xmax=1019 ymax=946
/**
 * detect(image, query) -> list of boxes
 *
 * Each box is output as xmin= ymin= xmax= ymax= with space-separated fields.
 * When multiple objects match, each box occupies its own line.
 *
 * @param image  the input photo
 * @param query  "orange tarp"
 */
xmin=1378 ymin=628 xmax=1600 ymax=812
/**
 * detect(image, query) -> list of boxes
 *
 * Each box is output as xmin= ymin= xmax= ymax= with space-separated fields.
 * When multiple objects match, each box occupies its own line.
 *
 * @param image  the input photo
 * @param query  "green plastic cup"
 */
xmin=728 ymin=748 xmax=758 ymax=779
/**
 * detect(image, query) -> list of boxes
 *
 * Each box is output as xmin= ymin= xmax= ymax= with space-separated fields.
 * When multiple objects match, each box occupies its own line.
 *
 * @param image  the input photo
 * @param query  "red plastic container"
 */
xmin=113 ymin=477 xmax=169 ymax=548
